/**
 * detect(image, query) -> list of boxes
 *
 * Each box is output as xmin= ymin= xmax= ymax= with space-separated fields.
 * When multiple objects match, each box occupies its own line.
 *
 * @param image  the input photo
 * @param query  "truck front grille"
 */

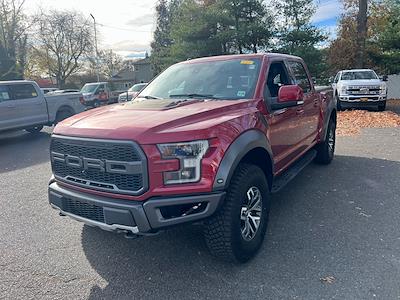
xmin=50 ymin=136 xmax=148 ymax=196
xmin=64 ymin=198 xmax=105 ymax=223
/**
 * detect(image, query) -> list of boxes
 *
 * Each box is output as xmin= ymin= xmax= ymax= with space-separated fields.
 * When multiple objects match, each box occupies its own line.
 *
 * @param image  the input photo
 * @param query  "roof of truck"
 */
xmin=0 ymin=80 xmax=36 ymax=85
xmin=181 ymin=53 xmax=302 ymax=64
xmin=341 ymin=69 xmax=375 ymax=72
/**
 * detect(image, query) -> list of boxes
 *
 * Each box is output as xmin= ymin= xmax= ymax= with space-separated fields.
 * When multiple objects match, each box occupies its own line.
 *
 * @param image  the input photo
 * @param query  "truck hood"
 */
xmin=339 ymin=79 xmax=383 ymax=86
xmin=54 ymin=99 xmax=255 ymax=143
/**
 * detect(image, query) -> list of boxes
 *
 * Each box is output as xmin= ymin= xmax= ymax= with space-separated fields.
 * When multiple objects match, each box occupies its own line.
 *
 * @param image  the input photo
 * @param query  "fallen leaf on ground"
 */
xmin=320 ymin=276 xmax=335 ymax=284
xmin=337 ymin=106 xmax=400 ymax=136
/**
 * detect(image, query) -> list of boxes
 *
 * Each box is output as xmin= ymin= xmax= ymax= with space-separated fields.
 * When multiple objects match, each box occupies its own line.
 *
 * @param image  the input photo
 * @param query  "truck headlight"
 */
xmin=341 ymin=86 xmax=348 ymax=94
xmin=380 ymin=84 xmax=387 ymax=94
xmin=157 ymin=140 xmax=209 ymax=184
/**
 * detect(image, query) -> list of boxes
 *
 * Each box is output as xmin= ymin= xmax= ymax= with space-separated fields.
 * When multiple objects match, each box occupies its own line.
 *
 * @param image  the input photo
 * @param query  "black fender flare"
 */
xmin=212 ymin=129 xmax=273 ymax=191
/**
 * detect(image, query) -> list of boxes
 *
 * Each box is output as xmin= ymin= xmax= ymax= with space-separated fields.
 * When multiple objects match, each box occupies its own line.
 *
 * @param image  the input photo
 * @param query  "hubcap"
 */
xmin=240 ymin=186 xmax=262 ymax=241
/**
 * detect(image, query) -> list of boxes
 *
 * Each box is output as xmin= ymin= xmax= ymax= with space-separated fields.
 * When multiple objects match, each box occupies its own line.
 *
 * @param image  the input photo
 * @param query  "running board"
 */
xmin=271 ymin=149 xmax=317 ymax=194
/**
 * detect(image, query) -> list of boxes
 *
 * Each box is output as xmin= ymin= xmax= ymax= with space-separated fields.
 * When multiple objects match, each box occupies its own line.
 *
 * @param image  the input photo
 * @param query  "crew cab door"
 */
xmin=262 ymin=60 xmax=305 ymax=173
xmin=0 ymin=85 xmax=15 ymax=131
xmin=6 ymin=83 xmax=48 ymax=129
xmin=287 ymin=60 xmax=320 ymax=149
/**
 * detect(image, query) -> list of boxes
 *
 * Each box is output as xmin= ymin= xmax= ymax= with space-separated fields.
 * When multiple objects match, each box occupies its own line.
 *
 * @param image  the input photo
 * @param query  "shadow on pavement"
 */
xmin=81 ymin=155 xmax=400 ymax=299
xmin=0 ymin=130 xmax=52 ymax=173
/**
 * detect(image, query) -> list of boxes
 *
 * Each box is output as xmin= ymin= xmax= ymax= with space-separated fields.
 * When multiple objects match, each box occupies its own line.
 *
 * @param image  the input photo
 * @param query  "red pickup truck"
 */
xmin=48 ymin=53 xmax=336 ymax=262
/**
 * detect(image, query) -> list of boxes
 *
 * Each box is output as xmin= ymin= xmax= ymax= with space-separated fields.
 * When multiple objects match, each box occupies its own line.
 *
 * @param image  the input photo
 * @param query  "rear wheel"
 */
xmin=55 ymin=110 xmax=73 ymax=125
xmin=25 ymin=125 xmax=43 ymax=134
xmin=204 ymin=163 xmax=270 ymax=263
xmin=93 ymin=100 xmax=101 ymax=108
xmin=315 ymin=117 xmax=336 ymax=165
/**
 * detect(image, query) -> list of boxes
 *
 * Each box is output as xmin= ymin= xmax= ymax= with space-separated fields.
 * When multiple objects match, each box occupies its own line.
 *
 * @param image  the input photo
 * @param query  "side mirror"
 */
xmin=328 ymin=77 xmax=334 ymax=84
xmin=271 ymin=85 xmax=304 ymax=110
xmin=382 ymin=75 xmax=388 ymax=82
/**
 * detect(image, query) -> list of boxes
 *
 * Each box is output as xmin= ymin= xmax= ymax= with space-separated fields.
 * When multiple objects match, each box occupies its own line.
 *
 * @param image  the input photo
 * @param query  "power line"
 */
xmin=97 ymin=22 xmax=153 ymax=33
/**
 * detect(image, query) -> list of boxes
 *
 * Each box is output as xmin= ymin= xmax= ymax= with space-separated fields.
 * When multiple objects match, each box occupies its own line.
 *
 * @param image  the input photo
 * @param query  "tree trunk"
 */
xmin=356 ymin=0 xmax=368 ymax=68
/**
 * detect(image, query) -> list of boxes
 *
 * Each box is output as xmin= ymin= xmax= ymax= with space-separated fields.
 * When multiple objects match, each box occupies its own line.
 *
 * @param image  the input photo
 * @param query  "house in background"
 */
xmin=110 ymin=57 xmax=153 ymax=91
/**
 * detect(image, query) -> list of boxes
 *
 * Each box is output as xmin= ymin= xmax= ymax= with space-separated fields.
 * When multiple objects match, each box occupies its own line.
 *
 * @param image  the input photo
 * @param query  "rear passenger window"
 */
xmin=9 ymin=84 xmax=38 ymax=100
xmin=288 ymin=61 xmax=312 ymax=93
xmin=0 ymin=86 xmax=11 ymax=101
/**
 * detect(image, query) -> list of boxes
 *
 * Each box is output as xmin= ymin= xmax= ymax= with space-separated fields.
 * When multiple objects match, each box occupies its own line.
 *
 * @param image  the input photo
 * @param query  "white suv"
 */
xmin=332 ymin=69 xmax=388 ymax=111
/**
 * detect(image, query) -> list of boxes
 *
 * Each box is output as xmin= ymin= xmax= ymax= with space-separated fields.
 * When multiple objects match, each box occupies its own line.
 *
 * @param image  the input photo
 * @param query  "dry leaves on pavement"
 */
xmin=337 ymin=105 xmax=400 ymax=136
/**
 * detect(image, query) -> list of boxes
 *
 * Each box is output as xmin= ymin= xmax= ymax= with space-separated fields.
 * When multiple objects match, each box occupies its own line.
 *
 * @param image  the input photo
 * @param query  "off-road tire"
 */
xmin=336 ymin=94 xmax=343 ymax=111
xmin=204 ymin=163 xmax=270 ymax=263
xmin=25 ymin=125 xmax=43 ymax=134
xmin=315 ymin=117 xmax=336 ymax=165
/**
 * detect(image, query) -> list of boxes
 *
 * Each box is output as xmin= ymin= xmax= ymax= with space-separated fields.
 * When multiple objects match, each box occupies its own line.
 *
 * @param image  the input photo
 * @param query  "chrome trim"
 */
xmin=51 ymin=204 xmax=139 ymax=234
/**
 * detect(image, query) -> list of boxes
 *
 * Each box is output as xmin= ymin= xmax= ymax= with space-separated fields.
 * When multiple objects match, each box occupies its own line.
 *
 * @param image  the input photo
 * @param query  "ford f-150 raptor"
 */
xmin=48 ymin=53 xmax=336 ymax=262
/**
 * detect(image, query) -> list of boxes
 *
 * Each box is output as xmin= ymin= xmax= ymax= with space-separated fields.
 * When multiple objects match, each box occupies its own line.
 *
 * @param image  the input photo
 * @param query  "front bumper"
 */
xmin=49 ymin=182 xmax=224 ymax=235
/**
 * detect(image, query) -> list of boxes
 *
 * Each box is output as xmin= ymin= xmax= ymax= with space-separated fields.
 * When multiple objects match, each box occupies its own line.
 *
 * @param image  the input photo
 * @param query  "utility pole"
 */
xmin=90 ymin=13 xmax=100 ymax=82
xmin=356 ymin=0 xmax=368 ymax=68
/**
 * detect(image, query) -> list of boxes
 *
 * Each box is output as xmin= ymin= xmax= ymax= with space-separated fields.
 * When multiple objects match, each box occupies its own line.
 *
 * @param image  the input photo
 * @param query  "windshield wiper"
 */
xmin=138 ymin=95 xmax=162 ymax=100
xmin=169 ymin=93 xmax=220 ymax=99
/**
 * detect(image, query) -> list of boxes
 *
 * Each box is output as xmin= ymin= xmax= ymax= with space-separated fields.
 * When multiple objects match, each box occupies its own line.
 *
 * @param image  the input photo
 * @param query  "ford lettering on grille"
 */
xmin=51 ymin=152 xmax=143 ymax=175
xmin=50 ymin=136 xmax=148 ymax=195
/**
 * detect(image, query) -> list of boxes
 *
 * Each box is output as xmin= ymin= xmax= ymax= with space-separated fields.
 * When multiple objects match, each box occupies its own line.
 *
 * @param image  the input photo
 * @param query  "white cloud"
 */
xmin=312 ymin=1 xmax=343 ymax=23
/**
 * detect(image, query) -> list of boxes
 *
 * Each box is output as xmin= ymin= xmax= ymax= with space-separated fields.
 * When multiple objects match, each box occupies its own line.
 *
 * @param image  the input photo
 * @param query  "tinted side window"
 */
xmin=265 ymin=61 xmax=292 ymax=100
xmin=0 ymin=86 xmax=12 ymax=101
xmin=288 ymin=61 xmax=312 ymax=93
xmin=9 ymin=84 xmax=38 ymax=100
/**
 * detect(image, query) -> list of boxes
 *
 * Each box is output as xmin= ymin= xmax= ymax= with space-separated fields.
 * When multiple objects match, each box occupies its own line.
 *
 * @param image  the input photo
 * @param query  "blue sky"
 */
xmin=312 ymin=0 xmax=343 ymax=40
xmin=26 ymin=0 xmax=342 ymax=59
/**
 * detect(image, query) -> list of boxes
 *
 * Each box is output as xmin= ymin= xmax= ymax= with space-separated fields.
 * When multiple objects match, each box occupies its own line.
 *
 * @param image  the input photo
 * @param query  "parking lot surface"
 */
xmin=1 ymin=127 xmax=399 ymax=299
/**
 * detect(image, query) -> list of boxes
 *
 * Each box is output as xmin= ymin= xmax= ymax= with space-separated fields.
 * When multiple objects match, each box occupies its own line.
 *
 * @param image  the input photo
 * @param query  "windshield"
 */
xmin=341 ymin=71 xmax=378 ymax=80
xmin=129 ymin=84 xmax=147 ymax=92
xmin=81 ymin=84 xmax=98 ymax=93
xmin=137 ymin=58 xmax=262 ymax=100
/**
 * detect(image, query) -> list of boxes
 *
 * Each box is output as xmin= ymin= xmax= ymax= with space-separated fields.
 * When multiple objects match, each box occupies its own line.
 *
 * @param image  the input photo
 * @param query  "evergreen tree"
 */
xmin=275 ymin=0 xmax=327 ymax=79
xmin=150 ymin=0 xmax=173 ymax=75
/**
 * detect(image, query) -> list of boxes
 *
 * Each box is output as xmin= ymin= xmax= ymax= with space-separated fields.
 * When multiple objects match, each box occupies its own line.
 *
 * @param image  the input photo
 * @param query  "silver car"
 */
xmin=118 ymin=83 xmax=147 ymax=103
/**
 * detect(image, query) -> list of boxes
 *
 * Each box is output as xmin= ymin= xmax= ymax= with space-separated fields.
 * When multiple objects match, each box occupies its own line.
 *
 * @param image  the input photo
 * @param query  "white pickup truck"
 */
xmin=332 ymin=69 xmax=388 ymax=111
xmin=0 ymin=80 xmax=85 ymax=133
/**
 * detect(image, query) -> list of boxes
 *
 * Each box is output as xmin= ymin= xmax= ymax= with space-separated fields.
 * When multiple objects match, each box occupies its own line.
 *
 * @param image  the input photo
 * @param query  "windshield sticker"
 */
xmin=240 ymin=60 xmax=254 ymax=65
xmin=237 ymin=91 xmax=246 ymax=97
xmin=248 ymin=64 xmax=256 ymax=70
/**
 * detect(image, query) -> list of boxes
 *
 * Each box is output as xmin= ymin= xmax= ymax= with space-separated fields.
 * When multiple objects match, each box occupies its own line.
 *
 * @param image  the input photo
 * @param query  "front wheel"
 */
xmin=25 ymin=125 xmax=43 ymax=134
xmin=378 ymin=101 xmax=386 ymax=111
xmin=204 ymin=163 xmax=270 ymax=263
xmin=315 ymin=117 xmax=336 ymax=164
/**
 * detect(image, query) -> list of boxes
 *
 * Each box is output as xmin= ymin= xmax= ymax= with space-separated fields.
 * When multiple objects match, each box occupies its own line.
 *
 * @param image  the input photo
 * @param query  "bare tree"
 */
xmin=88 ymin=49 xmax=124 ymax=79
xmin=0 ymin=0 xmax=28 ymax=80
xmin=35 ymin=10 xmax=93 ymax=88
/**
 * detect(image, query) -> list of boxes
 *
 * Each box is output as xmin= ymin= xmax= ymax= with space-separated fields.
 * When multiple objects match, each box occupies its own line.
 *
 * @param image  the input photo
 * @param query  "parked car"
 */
xmin=0 ymin=80 xmax=85 ymax=133
xmin=41 ymin=87 xmax=59 ymax=94
xmin=48 ymin=53 xmax=336 ymax=262
xmin=331 ymin=69 xmax=388 ymax=111
xmin=118 ymin=83 xmax=148 ymax=103
xmin=80 ymin=82 xmax=123 ymax=107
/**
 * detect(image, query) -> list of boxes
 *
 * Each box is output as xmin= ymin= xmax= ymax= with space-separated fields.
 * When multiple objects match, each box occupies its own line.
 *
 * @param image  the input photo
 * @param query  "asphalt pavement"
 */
xmin=0 ymin=127 xmax=399 ymax=299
